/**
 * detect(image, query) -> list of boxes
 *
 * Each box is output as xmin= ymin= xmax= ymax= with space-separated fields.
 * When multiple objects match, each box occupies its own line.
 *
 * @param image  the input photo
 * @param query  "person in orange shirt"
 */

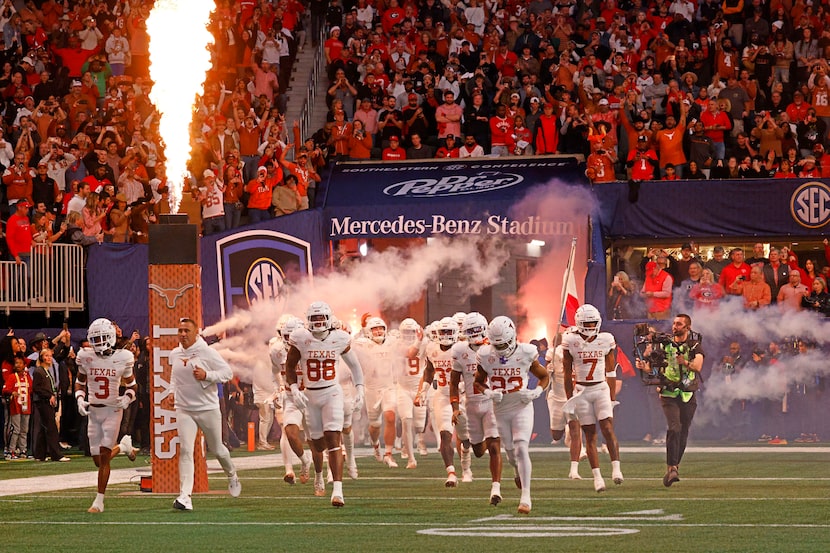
xmin=654 ymin=99 xmax=688 ymax=177
xmin=585 ymin=136 xmax=617 ymax=184
xmin=245 ymin=166 xmax=274 ymax=223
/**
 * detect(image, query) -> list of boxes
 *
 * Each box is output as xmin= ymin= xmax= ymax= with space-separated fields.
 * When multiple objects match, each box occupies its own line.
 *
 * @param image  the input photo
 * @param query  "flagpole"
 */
xmin=555 ymin=236 xmax=578 ymax=347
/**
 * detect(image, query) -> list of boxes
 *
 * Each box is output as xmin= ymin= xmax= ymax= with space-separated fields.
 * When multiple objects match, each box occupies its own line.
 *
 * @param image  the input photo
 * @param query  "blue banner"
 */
xmin=322 ymin=156 xmax=586 ymax=238
xmin=595 ymin=178 xmax=830 ymax=239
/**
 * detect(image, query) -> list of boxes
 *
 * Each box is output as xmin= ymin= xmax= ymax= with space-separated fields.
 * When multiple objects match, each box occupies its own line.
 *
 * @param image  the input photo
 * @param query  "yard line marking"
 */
xmin=418 ymin=526 xmax=641 ymax=537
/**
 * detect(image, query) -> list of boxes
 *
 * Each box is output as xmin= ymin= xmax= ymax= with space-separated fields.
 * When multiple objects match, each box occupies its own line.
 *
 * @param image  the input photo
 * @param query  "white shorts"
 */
xmin=454 ymin=401 xmax=470 ymax=442
xmin=431 ymin=392 xmax=453 ymax=434
xmin=88 ymin=405 xmax=123 ymax=456
xmin=465 ymin=399 xmax=499 ymax=445
xmin=396 ymin=385 xmax=427 ymax=431
xmin=282 ymin=394 xmax=307 ymax=429
xmin=305 ymin=384 xmax=344 ymax=440
xmin=547 ymin=392 xmax=567 ymax=432
xmin=365 ymin=386 xmax=396 ymax=426
xmin=493 ymin=393 xmax=534 ymax=450
xmin=564 ymin=381 xmax=614 ymax=426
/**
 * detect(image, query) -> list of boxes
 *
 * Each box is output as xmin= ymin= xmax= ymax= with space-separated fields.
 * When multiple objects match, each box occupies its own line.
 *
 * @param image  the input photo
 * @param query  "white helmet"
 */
xmin=436 ymin=317 xmax=458 ymax=346
xmin=281 ymin=316 xmax=304 ymax=347
xmin=462 ymin=312 xmax=488 ymax=346
xmin=452 ymin=312 xmax=467 ymax=328
xmin=399 ymin=318 xmax=421 ymax=344
xmin=88 ymin=318 xmax=116 ymax=356
xmin=424 ymin=322 xmax=437 ymax=343
xmin=366 ymin=316 xmax=387 ymax=344
xmin=275 ymin=313 xmax=295 ymax=336
xmin=306 ymin=301 xmax=333 ymax=336
xmin=575 ymin=304 xmax=602 ymax=338
xmin=488 ymin=316 xmax=517 ymax=358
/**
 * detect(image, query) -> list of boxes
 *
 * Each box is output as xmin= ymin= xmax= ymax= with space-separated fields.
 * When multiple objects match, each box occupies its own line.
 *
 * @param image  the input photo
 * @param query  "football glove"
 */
xmin=76 ymin=396 xmax=89 ymax=416
xmin=290 ymin=383 xmax=309 ymax=411
xmin=519 ymin=387 xmax=543 ymax=404
xmin=482 ymin=388 xmax=503 ymax=403
xmin=354 ymin=384 xmax=365 ymax=412
xmin=115 ymin=394 xmax=132 ymax=410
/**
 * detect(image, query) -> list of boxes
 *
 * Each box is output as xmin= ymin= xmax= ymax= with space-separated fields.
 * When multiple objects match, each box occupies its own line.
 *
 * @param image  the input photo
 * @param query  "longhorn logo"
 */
xmin=148 ymin=283 xmax=194 ymax=309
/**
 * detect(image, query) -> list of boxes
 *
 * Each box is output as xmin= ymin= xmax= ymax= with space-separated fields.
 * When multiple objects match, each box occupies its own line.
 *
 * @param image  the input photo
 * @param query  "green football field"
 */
xmin=1 ymin=446 xmax=828 ymax=553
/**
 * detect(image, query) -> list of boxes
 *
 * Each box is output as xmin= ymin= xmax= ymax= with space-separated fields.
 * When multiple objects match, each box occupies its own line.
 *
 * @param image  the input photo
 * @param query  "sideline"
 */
xmin=2 ymin=446 xmax=827 ymax=498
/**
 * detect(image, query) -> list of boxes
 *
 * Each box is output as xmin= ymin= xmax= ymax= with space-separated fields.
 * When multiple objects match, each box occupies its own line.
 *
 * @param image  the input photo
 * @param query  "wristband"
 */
xmin=606 ymin=369 xmax=617 ymax=378
xmin=449 ymin=395 xmax=459 ymax=404
xmin=125 ymin=389 xmax=136 ymax=401
xmin=75 ymin=389 xmax=86 ymax=400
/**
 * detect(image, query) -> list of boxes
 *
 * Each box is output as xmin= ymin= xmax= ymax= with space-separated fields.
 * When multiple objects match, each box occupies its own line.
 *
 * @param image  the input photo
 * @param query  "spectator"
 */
xmin=608 ymin=270 xmax=639 ymax=319
xmin=801 ymin=277 xmax=830 ymax=315
xmin=458 ymin=134 xmax=484 ymax=158
xmin=720 ymin=247 xmax=752 ymax=296
xmin=272 ymin=173 xmax=302 ymax=216
xmin=641 ymin=259 xmax=673 ymax=320
xmin=741 ymin=264 xmax=773 ymax=310
xmin=31 ymin=348 xmax=69 ymax=462
xmin=777 ymin=271 xmax=809 ymax=310
xmin=381 ymin=135 xmax=406 ymax=160
xmin=435 ymin=134 xmax=459 ymax=158
xmin=6 ymin=200 xmax=32 ymax=265
xmin=406 ymin=132 xmax=434 ymax=159
xmin=245 ymin=166 xmax=273 ymax=223
xmin=2 ymin=354 xmax=32 ymax=460
xmin=435 ymin=90 xmax=462 ymax=140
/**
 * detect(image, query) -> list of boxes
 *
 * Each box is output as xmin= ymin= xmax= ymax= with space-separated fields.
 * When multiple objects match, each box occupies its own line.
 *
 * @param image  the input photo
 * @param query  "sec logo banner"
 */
xmin=215 ymin=230 xmax=313 ymax=318
xmin=791 ymin=181 xmax=830 ymax=229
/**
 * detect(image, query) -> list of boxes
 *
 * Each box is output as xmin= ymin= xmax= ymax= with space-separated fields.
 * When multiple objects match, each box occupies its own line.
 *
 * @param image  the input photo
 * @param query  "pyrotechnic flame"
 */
xmin=147 ymin=0 xmax=215 ymax=212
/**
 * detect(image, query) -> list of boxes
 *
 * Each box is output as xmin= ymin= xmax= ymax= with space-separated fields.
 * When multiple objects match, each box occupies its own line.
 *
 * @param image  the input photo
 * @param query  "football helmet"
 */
xmin=462 ymin=312 xmax=488 ymax=346
xmin=88 ymin=318 xmax=116 ymax=356
xmin=452 ymin=312 xmax=467 ymax=328
xmin=487 ymin=316 xmax=517 ymax=358
xmin=436 ymin=317 xmax=458 ymax=346
xmin=275 ymin=313 xmax=295 ymax=336
xmin=281 ymin=316 xmax=304 ymax=343
xmin=399 ymin=318 xmax=421 ymax=344
xmin=366 ymin=317 xmax=387 ymax=344
xmin=575 ymin=304 xmax=602 ymax=338
xmin=306 ymin=301 xmax=333 ymax=336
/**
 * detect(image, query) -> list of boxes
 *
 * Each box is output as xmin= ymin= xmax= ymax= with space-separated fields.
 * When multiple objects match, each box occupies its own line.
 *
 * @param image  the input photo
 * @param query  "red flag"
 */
xmin=561 ymin=264 xmax=580 ymax=327
xmin=616 ymin=347 xmax=636 ymax=377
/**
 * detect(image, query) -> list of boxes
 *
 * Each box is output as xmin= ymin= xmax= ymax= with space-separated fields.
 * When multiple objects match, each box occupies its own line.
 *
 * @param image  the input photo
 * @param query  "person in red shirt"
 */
xmin=585 ymin=136 xmax=617 ymax=183
xmin=6 ymin=200 xmax=33 ymax=265
xmin=797 ymin=155 xmax=821 ymax=177
xmin=785 ymin=91 xmax=812 ymax=124
xmin=627 ymin=135 xmax=658 ymax=180
xmin=245 ymin=166 xmax=274 ymax=223
xmin=489 ymin=103 xmax=515 ymax=156
xmin=435 ymin=135 xmax=460 ymax=158
xmin=382 ymin=135 xmax=407 ymax=160
xmin=718 ymin=247 xmax=752 ymax=295
xmin=700 ymin=99 xmax=731 ymax=162
xmin=3 ymin=354 xmax=33 ymax=459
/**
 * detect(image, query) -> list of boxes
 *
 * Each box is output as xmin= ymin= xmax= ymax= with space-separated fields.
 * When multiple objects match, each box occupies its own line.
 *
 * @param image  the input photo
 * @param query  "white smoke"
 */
xmin=205 ymin=236 xmax=511 ymax=383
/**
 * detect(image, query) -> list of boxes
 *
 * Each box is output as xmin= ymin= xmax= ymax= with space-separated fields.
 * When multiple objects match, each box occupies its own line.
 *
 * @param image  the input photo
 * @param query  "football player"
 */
xmin=271 ymin=316 xmax=315 ymax=485
xmin=170 ymin=318 xmax=241 ymax=511
xmin=452 ymin=312 xmax=502 ymax=504
xmin=562 ymin=305 xmax=623 ymax=493
xmin=396 ymin=318 xmax=428 ymax=467
xmin=285 ymin=301 xmax=366 ymax=507
xmin=354 ymin=317 xmax=400 ymax=467
xmin=547 ymin=328 xmax=586 ymax=480
xmin=475 ymin=316 xmax=549 ymax=514
xmin=74 ymin=318 xmax=137 ymax=513
xmin=416 ymin=316 xmax=461 ymax=486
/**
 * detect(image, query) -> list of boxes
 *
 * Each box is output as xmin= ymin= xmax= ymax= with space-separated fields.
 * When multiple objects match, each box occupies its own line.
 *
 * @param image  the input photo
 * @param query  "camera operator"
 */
xmin=635 ymin=314 xmax=704 ymax=488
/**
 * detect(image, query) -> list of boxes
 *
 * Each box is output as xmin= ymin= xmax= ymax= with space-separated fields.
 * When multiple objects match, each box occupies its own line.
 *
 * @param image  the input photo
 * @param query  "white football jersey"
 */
xmin=398 ymin=338 xmax=427 ymax=393
xmin=425 ymin=340 xmax=454 ymax=396
xmin=289 ymin=327 xmax=352 ymax=390
xmin=561 ymin=331 xmax=616 ymax=383
xmin=354 ymin=335 xmax=400 ymax=391
xmin=476 ymin=343 xmax=537 ymax=395
xmin=547 ymin=344 xmax=567 ymax=402
xmin=76 ymin=347 xmax=135 ymax=407
xmin=451 ymin=341 xmax=484 ymax=402
xmin=268 ymin=336 xmax=289 ymax=389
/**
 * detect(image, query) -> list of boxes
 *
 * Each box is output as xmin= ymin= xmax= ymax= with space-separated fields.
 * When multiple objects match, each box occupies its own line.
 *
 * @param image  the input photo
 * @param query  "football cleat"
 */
xmin=568 ymin=471 xmax=582 ymax=480
xmin=489 ymin=493 xmax=502 ymax=506
xmin=445 ymin=472 xmax=458 ymax=488
xmin=594 ymin=476 xmax=606 ymax=493
xmin=406 ymin=459 xmax=417 ymax=469
xmin=383 ymin=454 xmax=398 ymax=468
xmin=173 ymin=495 xmax=193 ymax=511
xmin=461 ymin=469 xmax=473 ymax=483
xmin=348 ymin=463 xmax=359 ymax=479
xmin=299 ymin=453 xmax=312 ymax=484
xmin=373 ymin=444 xmax=382 ymax=462
xmin=331 ymin=494 xmax=344 ymax=508
xmin=517 ymin=503 xmax=531 ymax=514
xmin=118 ymin=434 xmax=136 ymax=462
xmin=283 ymin=473 xmax=296 ymax=485
xmin=401 ymin=451 xmax=409 ymax=460
xmin=87 ymin=501 xmax=104 ymax=514
xmin=613 ymin=470 xmax=624 ymax=485
xmin=664 ymin=466 xmax=680 ymax=487
xmin=228 ymin=475 xmax=242 ymax=498
xmin=314 ymin=474 xmax=326 ymax=496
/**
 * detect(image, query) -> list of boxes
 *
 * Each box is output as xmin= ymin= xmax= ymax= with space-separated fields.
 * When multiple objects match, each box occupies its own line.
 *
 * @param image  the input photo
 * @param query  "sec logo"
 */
xmin=245 ymin=258 xmax=285 ymax=305
xmin=791 ymin=181 xmax=830 ymax=229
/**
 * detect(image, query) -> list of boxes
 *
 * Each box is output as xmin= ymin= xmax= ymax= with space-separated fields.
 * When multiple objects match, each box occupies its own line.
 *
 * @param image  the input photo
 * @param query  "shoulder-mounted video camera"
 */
xmin=633 ymin=322 xmax=673 ymax=385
